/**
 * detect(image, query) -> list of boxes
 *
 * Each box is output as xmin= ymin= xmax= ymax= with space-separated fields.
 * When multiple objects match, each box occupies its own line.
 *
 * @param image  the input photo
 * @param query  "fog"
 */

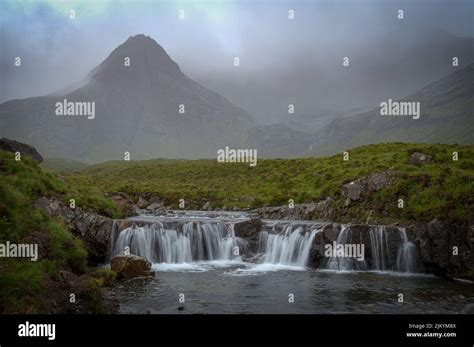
xmin=1 ymin=0 xmax=473 ymax=123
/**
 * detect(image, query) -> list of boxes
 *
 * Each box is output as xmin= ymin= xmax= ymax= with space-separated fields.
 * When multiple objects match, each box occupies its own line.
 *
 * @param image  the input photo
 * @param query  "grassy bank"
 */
xmin=0 ymin=150 xmax=118 ymax=313
xmin=0 ymin=142 xmax=472 ymax=312
xmin=66 ymin=143 xmax=473 ymax=224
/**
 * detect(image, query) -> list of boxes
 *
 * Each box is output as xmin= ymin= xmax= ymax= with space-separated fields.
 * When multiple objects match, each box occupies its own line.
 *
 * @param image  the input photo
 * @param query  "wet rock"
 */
xmin=408 ymin=152 xmax=432 ymax=166
xmin=234 ymin=217 xmax=262 ymax=251
xmin=406 ymin=219 xmax=471 ymax=276
xmin=111 ymin=253 xmax=155 ymax=279
xmin=0 ymin=138 xmax=43 ymax=162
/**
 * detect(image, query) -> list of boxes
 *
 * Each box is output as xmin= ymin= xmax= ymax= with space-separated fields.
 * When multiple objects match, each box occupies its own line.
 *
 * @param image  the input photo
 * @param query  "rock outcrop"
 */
xmin=342 ymin=179 xmax=366 ymax=202
xmin=253 ymin=199 xmax=335 ymax=221
xmin=36 ymin=197 xmax=113 ymax=263
xmin=105 ymin=192 xmax=137 ymax=217
xmin=234 ymin=217 xmax=263 ymax=251
xmin=342 ymin=170 xmax=399 ymax=203
xmin=408 ymin=152 xmax=432 ymax=166
xmin=406 ymin=219 xmax=472 ymax=276
xmin=0 ymin=137 xmax=43 ymax=162
xmin=304 ymin=220 xmax=472 ymax=277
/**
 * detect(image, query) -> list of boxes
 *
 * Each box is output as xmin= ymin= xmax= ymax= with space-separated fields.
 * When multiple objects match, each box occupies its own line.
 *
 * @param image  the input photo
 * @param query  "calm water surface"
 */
xmin=107 ymin=261 xmax=474 ymax=314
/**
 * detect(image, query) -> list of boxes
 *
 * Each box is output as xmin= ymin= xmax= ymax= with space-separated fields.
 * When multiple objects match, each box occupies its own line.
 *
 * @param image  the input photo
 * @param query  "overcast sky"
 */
xmin=1 ymin=0 xmax=473 ymax=122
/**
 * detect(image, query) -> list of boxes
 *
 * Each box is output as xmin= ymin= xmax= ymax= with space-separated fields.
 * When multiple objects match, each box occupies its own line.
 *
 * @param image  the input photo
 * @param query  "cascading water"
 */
xmin=109 ymin=212 xmax=419 ymax=274
xmin=327 ymin=225 xmax=367 ymax=271
xmin=258 ymin=223 xmax=322 ymax=267
xmin=110 ymin=220 xmax=248 ymax=263
xmin=326 ymin=225 xmax=419 ymax=273
xmin=369 ymin=226 xmax=391 ymax=271
xmin=396 ymin=228 xmax=418 ymax=273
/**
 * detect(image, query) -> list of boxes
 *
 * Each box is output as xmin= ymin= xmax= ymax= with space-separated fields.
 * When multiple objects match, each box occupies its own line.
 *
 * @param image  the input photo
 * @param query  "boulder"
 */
xmin=111 ymin=254 xmax=155 ymax=279
xmin=408 ymin=152 xmax=432 ymax=166
xmin=341 ymin=171 xmax=398 ymax=205
xmin=234 ymin=217 xmax=263 ymax=252
xmin=342 ymin=179 xmax=366 ymax=201
xmin=367 ymin=171 xmax=398 ymax=192
xmin=0 ymin=138 xmax=43 ymax=162
xmin=202 ymin=201 xmax=212 ymax=210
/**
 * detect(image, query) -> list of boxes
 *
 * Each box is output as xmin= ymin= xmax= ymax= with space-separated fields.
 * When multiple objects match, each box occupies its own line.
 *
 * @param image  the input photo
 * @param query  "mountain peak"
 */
xmin=123 ymin=34 xmax=159 ymax=46
xmin=89 ymin=34 xmax=182 ymax=81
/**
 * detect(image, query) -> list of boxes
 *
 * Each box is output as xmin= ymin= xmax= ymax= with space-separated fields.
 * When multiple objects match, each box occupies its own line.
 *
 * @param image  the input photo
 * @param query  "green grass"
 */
xmin=0 ymin=150 xmax=119 ymax=313
xmin=41 ymin=158 xmax=90 ymax=173
xmin=0 ymin=142 xmax=472 ymax=311
xmin=67 ymin=142 xmax=473 ymax=224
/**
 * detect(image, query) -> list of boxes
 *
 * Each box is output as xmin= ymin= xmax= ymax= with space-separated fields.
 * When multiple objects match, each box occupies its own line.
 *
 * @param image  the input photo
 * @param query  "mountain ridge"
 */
xmin=0 ymin=34 xmax=255 ymax=162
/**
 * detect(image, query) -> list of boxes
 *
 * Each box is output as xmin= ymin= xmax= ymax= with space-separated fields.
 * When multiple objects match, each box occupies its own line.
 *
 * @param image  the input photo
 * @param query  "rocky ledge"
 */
xmin=36 ymin=197 xmax=113 ymax=264
xmin=305 ymin=221 xmax=472 ymax=277
xmin=36 ymin=195 xmax=472 ymax=278
xmin=0 ymin=137 xmax=43 ymax=162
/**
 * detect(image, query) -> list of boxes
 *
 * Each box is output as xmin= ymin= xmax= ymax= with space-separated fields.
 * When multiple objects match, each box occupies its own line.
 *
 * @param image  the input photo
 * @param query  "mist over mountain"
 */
xmin=1 ymin=29 xmax=473 ymax=162
xmin=195 ymin=28 xmax=474 ymax=126
xmin=0 ymin=35 xmax=255 ymax=162
xmin=306 ymin=62 xmax=474 ymax=156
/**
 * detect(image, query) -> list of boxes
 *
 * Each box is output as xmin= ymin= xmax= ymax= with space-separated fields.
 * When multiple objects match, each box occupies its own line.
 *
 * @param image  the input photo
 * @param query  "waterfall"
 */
xmin=369 ymin=226 xmax=390 ymax=271
xmin=327 ymin=225 xmax=367 ymax=271
xmin=110 ymin=221 xmax=248 ymax=263
xmin=109 ymin=213 xmax=419 ymax=273
xmin=326 ymin=225 xmax=419 ymax=273
xmin=395 ymin=228 xmax=418 ymax=273
xmin=258 ymin=224 xmax=321 ymax=267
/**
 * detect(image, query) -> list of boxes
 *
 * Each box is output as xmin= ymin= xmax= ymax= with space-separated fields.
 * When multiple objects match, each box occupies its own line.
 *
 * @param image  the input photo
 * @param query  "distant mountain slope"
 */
xmin=0 ymin=35 xmax=255 ymax=162
xmin=308 ymin=63 xmax=474 ymax=156
xmin=246 ymin=123 xmax=314 ymax=158
xmin=197 ymin=29 xmax=474 ymax=126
